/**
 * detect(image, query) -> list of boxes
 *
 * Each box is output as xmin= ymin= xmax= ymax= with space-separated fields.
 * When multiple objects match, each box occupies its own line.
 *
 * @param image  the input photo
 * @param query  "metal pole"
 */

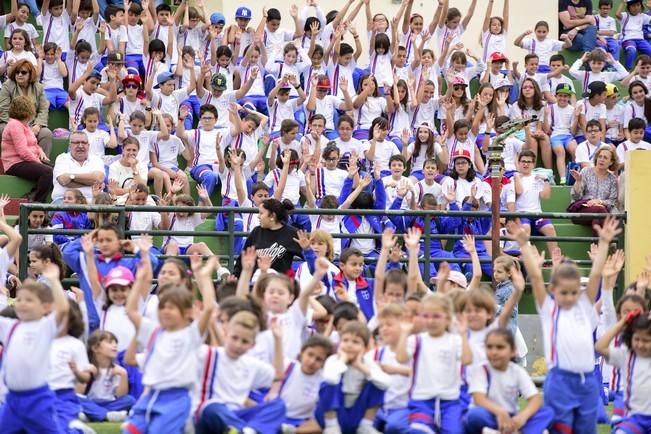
xmin=18 ymin=204 xmax=29 ymax=280
xmin=227 ymin=209 xmax=234 ymax=270
xmin=424 ymin=214 xmax=431 ymax=285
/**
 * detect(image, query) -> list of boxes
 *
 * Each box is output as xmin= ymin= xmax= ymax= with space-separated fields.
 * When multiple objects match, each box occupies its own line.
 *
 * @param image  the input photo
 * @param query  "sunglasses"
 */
xmin=124 ymin=83 xmax=139 ymax=89
xmin=16 ymin=70 xmax=29 ymax=76
xmin=453 ymin=85 xmax=466 ymax=90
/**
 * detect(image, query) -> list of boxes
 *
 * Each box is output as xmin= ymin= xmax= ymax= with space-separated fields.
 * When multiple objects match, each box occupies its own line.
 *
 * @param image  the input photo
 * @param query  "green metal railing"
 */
xmin=18 ymin=203 xmax=626 ymax=284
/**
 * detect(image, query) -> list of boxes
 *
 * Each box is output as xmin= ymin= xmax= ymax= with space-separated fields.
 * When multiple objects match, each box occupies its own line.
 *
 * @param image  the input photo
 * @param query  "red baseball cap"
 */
xmin=490 ymin=52 xmax=508 ymax=62
xmin=452 ymin=149 xmax=472 ymax=162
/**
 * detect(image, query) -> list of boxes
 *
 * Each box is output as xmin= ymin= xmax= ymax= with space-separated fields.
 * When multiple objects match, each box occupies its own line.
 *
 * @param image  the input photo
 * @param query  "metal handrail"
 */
xmin=18 ymin=203 xmax=626 ymax=281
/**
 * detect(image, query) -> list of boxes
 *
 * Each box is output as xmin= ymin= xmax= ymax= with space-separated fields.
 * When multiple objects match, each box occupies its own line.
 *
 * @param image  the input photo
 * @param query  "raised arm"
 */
xmin=190 ymin=255 xmax=218 ymax=335
xmin=461 ymin=0 xmax=477 ymax=30
xmin=375 ymin=228 xmax=397 ymax=306
xmin=586 ymin=217 xmax=622 ymax=303
xmin=509 ymin=220 xmax=546 ymax=307
xmin=41 ymin=263 xmax=70 ymax=326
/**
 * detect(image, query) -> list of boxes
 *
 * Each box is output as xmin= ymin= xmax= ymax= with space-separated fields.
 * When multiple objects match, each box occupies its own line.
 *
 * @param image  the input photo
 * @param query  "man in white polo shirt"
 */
xmin=52 ymin=131 xmax=105 ymax=203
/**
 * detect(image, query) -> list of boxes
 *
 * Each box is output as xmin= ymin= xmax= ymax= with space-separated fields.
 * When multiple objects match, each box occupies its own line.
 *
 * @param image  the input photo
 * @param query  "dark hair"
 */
xmin=374 ymin=33 xmax=390 ymax=53
xmin=104 ymin=5 xmax=124 ymax=22
xmin=262 ymin=198 xmax=293 ymax=223
xmin=518 ymin=149 xmax=537 ymax=162
xmin=18 ymin=280 xmax=53 ymax=303
xmin=320 ymin=195 xmax=338 ymax=209
xmin=98 ymin=222 xmax=124 ymax=239
xmin=549 ymin=54 xmax=565 ymax=64
xmin=216 ymin=280 xmax=237 ymax=301
xmin=453 ymin=119 xmax=471 ymax=135
xmin=628 ymin=117 xmax=646 ymax=131
xmin=534 ymin=20 xmax=549 ymax=31
xmin=43 ymin=42 xmax=58 ymax=53
xmin=280 ymin=119 xmax=299 ymax=135
xmin=420 ymin=192 xmax=438 ymax=209
xmin=87 ymin=330 xmax=118 ymax=367
xmin=599 ymin=0 xmax=613 ymax=6
xmin=337 ymin=114 xmax=354 ymax=129
xmin=322 ymin=143 xmax=340 ymax=159
xmin=446 ymin=7 xmax=461 ymax=22
xmin=303 ymin=16 xmax=320 ymax=33
xmin=586 ymin=119 xmax=603 ymax=132
xmin=49 ymin=0 xmax=63 ymax=8
xmin=199 ymin=104 xmax=218 ymax=118
xmin=339 ymin=42 xmax=354 ymax=57
xmin=384 ymin=269 xmax=407 ymax=295
xmin=76 ymin=39 xmax=92 ymax=56
xmin=219 ymin=295 xmax=265 ymax=329
xmin=129 ymin=2 xmax=143 ymax=14
xmin=310 ymin=114 xmax=326 ymax=126
xmin=629 ymin=80 xmax=648 ymax=97
xmin=316 ymin=294 xmax=336 ymax=314
xmin=301 ymin=335 xmax=334 ymax=356
xmin=81 ymin=107 xmax=101 ymax=127
xmin=449 ymin=159 xmax=477 ymax=181
xmin=223 ymin=145 xmax=246 ymax=169
xmin=149 ymin=39 xmax=166 ymax=62
xmin=394 ymin=79 xmax=409 ymax=110
xmin=389 ymin=154 xmax=406 ymax=167
xmin=518 ymin=78 xmax=544 ymax=111
xmin=615 ymin=293 xmax=648 ymax=316
xmin=129 ymin=110 xmax=146 ymax=124
xmin=216 ymin=45 xmax=232 ymax=59
xmin=267 ymin=8 xmax=281 ymax=21
xmin=638 ymin=54 xmax=651 ymax=66
xmin=276 ymin=148 xmax=299 ymax=170
xmin=524 ymin=53 xmax=539 ymax=65
xmin=341 ymin=321 xmax=371 ymax=346
xmin=357 ymin=73 xmax=379 ymax=97
xmin=66 ymin=300 xmax=86 ymax=338
xmin=333 ymin=301 xmax=359 ymax=328
xmin=340 ymin=247 xmax=364 ymax=264
xmin=368 ymin=116 xmax=389 ymax=140
xmin=251 ymin=182 xmax=270 ymax=196
xmin=30 ymin=243 xmax=66 ymax=277
xmin=325 ymin=10 xmax=338 ymax=24
xmin=622 ymin=314 xmax=651 ymax=349
xmin=160 ymin=258 xmax=193 ymax=292
xmin=486 ymin=328 xmax=518 ymax=362
xmin=156 ymin=3 xmax=172 ymax=13
xmin=412 ymin=125 xmax=435 ymax=164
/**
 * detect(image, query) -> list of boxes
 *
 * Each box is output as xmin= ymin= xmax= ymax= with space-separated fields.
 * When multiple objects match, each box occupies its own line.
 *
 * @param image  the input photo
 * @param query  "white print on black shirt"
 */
xmin=256 ymin=243 xmax=287 ymax=265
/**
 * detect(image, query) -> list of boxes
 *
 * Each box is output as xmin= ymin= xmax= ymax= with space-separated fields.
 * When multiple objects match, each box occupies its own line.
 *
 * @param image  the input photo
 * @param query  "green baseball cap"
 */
xmin=555 ymin=83 xmax=574 ymax=96
xmin=211 ymin=73 xmax=227 ymax=90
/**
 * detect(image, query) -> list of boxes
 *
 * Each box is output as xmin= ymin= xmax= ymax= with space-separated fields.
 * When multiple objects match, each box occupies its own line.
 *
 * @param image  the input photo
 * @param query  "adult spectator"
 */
xmin=514 ymin=150 xmax=560 ymax=255
xmin=0 ymin=59 xmax=53 ymax=156
xmin=233 ymin=198 xmax=303 ymax=277
xmin=52 ymin=131 xmax=105 ymax=203
xmin=1 ymin=95 xmax=53 ymax=202
xmin=558 ymin=0 xmax=597 ymax=53
xmin=568 ymin=144 xmax=619 ymax=231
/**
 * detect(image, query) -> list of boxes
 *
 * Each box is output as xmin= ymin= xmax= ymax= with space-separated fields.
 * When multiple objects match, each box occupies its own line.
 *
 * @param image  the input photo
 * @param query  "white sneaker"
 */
xmin=281 ymin=423 xmax=297 ymax=434
xmin=323 ymin=425 xmax=342 ymax=434
xmin=78 ymin=412 xmax=89 ymax=422
xmin=69 ymin=420 xmax=96 ymax=434
xmin=482 ymin=429 xmax=500 ymax=434
xmin=242 ymin=428 xmax=257 ymax=434
xmin=356 ymin=424 xmax=381 ymax=434
xmin=106 ymin=410 xmax=128 ymax=422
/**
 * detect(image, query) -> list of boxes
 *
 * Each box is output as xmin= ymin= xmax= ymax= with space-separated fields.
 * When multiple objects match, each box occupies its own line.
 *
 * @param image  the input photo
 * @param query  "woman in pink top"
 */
xmin=1 ymin=95 xmax=53 ymax=202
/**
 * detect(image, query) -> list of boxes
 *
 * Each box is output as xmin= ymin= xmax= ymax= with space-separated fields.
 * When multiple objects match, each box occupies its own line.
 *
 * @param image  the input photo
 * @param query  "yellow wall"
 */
xmin=625 ymin=152 xmax=651 ymax=284
xmin=203 ymin=0 xmax=557 ymax=67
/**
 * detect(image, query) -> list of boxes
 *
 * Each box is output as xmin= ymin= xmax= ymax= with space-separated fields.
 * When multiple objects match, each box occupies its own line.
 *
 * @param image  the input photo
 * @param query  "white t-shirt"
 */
xmin=0 ymin=314 xmax=59 ymax=391
xmin=69 ymin=88 xmax=105 ymax=127
xmin=623 ymin=101 xmax=646 ymax=129
xmin=52 ymin=153 xmax=105 ymax=202
xmin=404 ymin=332 xmax=462 ymax=400
xmin=407 ymin=142 xmax=443 ymax=175
xmin=373 ymin=346 xmax=410 ymax=410
xmin=40 ymin=60 xmax=64 ymax=89
xmin=608 ymin=347 xmax=651 ymax=415
xmin=415 ymin=180 xmax=445 ymax=206
xmin=606 ymin=104 xmax=625 ymax=141
xmin=187 ymin=128 xmax=222 ymax=168
xmin=263 ymin=169 xmax=306 ymax=205
xmin=616 ymin=140 xmax=651 ymax=165
xmin=249 ymin=304 xmax=308 ymax=364
xmin=169 ymin=213 xmax=204 ymax=247
xmin=104 ymin=24 xmax=128 ymax=55
xmin=364 ymin=140 xmax=400 ymax=172
xmin=40 ymin=11 xmax=72 ymax=53
xmin=84 ymin=129 xmax=111 ymax=159
xmin=549 ymin=103 xmax=575 ymax=136
xmin=195 ymin=345 xmax=274 ymax=411
xmin=516 ymin=174 xmax=545 ymax=213
xmin=355 ymin=96 xmax=387 ymax=130
xmin=575 ymin=140 xmax=601 ymax=166
xmin=137 ymin=318 xmax=202 ymax=389
xmin=309 ymin=95 xmax=343 ymax=131
xmin=278 ymin=361 xmax=323 ymax=419
xmin=576 ymin=99 xmax=607 ymax=137
xmin=152 ymin=88 xmax=188 ymax=121
xmin=48 ymin=335 xmax=92 ymax=390
xmin=446 ymin=134 xmax=478 ymax=171
xmin=620 ymin=12 xmax=651 ymax=41
xmin=152 ymin=135 xmax=185 ymax=169
xmin=87 ymin=367 xmax=121 ymax=400
xmin=538 ymin=293 xmax=598 ymax=373
xmin=268 ymin=99 xmax=300 ymax=133
xmin=314 ymin=167 xmax=348 ymax=199
xmin=481 ymin=31 xmax=508 ymax=63
xmin=520 ymin=37 xmax=563 ymax=66
xmin=411 ymin=99 xmax=440 ymax=131
xmin=468 ymin=362 xmax=538 ymax=414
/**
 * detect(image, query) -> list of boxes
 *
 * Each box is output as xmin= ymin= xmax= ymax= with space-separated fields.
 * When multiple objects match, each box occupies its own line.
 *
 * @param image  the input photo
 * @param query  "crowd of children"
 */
xmin=1 ymin=0 xmax=651 ymax=432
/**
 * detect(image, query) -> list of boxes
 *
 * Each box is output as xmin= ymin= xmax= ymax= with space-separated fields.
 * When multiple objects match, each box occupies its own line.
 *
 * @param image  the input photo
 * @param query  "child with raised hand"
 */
xmin=0 ymin=262 xmax=69 ymax=433
xmin=514 ymin=21 xmax=571 ymax=74
xmin=616 ymin=0 xmax=651 ymax=69
xmin=481 ymin=0 xmax=509 ymax=63
xmin=162 ymin=184 xmax=214 ymax=257
xmin=464 ymin=328 xmax=554 ymax=433
xmin=317 ymin=320 xmax=391 ymax=434
xmin=492 ymin=255 xmax=522 ymax=335
xmin=436 ymin=0 xmax=477 ymax=59
xmin=396 ymin=292 xmax=472 ymax=434
xmin=123 ymin=252 xmax=216 ymax=434
xmin=510 ymin=216 xmax=621 ymax=433
xmin=595 ymin=309 xmax=651 ymax=434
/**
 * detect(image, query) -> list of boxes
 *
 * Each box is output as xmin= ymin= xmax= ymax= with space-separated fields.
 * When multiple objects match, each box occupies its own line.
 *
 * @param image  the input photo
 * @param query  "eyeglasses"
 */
xmin=16 ymin=70 xmax=29 ymax=76
xmin=454 ymin=160 xmax=469 ymax=166
xmin=325 ymin=157 xmax=338 ymax=162
xmin=70 ymin=140 xmax=89 ymax=145
xmin=124 ymin=83 xmax=139 ymax=89
xmin=519 ymin=160 xmax=534 ymax=164
xmin=586 ymin=129 xmax=601 ymax=134
xmin=453 ymin=85 xmax=465 ymax=90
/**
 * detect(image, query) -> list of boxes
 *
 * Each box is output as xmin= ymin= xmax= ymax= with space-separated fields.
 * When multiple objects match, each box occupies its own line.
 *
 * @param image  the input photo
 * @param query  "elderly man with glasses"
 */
xmin=51 ymin=131 xmax=106 ymax=203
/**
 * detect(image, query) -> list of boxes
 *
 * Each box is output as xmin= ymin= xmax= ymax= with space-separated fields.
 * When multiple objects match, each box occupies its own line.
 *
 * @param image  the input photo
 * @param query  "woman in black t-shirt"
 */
xmin=233 ymin=198 xmax=303 ymax=276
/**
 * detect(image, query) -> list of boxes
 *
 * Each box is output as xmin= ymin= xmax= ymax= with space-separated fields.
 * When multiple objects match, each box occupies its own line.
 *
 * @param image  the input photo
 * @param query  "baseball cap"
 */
xmin=415 ymin=121 xmax=437 ymax=134
xmin=605 ymin=83 xmax=619 ymax=97
xmin=103 ymin=266 xmax=135 ymax=288
xmin=108 ymin=51 xmax=125 ymax=64
xmin=489 ymin=52 xmax=508 ymax=62
xmin=242 ymin=102 xmax=256 ymax=112
xmin=555 ymin=83 xmax=574 ymax=96
xmin=210 ymin=12 xmax=226 ymax=25
xmin=88 ymin=70 xmax=102 ymax=81
xmin=452 ymin=76 xmax=467 ymax=87
xmin=494 ymin=77 xmax=512 ymax=90
xmin=122 ymin=74 xmax=142 ymax=86
xmin=235 ymin=6 xmax=252 ymax=19
xmin=316 ymin=76 xmax=331 ymax=89
xmin=452 ymin=149 xmax=472 ymax=162
xmin=211 ymin=73 xmax=228 ymax=90
xmin=447 ymin=271 xmax=468 ymax=289
xmin=154 ymin=71 xmax=175 ymax=88
xmin=584 ymin=80 xmax=607 ymax=98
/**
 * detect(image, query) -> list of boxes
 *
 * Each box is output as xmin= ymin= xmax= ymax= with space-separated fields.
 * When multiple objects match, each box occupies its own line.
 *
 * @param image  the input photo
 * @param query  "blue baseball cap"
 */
xmin=235 ymin=7 xmax=252 ymax=19
xmin=88 ymin=70 xmax=102 ymax=81
xmin=210 ymin=12 xmax=225 ymax=25
xmin=154 ymin=71 xmax=175 ymax=88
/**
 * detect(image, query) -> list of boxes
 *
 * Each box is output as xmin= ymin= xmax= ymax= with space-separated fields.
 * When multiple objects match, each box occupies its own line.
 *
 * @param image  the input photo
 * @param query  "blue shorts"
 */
xmin=520 ymin=217 xmax=553 ymax=235
xmin=44 ymin=88 xmax=69 ymax=109
xmin=613 ymin=414 xmax=651 ymax=434
xmin=124 ymin=388 xmax=191 ymax=434
xmin=550 ymin=134 xmax=575 ymax=148
xmin=0 ymin=385 xmax=61 ymax=433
